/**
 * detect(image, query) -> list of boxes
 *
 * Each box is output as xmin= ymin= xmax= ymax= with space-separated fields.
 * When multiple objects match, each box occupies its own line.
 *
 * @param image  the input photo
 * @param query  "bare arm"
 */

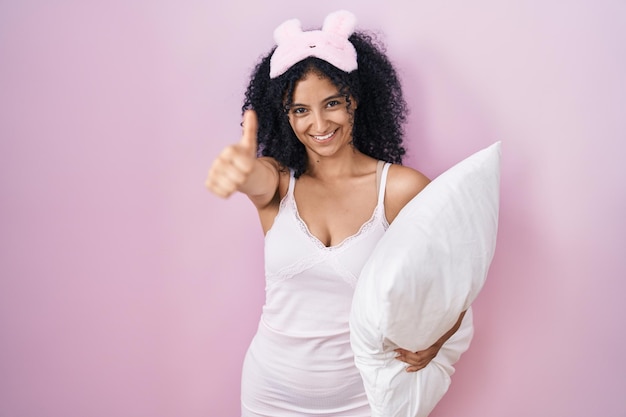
xmin=205 ymin=110 xmax=280 ymax=209
xmin=394 ymin=311 xmax=467 ymax=373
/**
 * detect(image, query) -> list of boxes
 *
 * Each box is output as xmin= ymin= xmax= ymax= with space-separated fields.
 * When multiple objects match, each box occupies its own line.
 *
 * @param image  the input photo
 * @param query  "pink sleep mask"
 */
xmin=269 ymin=10 xmax=358 ymax=79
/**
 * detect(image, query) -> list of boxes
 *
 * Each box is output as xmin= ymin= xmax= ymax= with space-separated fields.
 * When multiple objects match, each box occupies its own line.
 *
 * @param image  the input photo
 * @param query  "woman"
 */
xmin=206 ymin=10 xmax=465 ymax=416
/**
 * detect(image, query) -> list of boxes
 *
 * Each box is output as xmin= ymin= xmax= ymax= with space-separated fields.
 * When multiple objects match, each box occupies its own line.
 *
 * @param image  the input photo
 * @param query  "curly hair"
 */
xmin=242 ymin=31 xmax=408 ymax=177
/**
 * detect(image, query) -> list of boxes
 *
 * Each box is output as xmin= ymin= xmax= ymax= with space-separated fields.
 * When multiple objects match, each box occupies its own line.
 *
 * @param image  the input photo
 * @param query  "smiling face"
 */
xmin=286 ymin=71 xmax=356 ymax=164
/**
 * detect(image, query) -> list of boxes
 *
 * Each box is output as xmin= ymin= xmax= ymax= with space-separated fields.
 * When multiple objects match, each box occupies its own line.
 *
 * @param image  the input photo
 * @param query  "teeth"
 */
xmin=314 ymin=131 xmax=335 ymax=140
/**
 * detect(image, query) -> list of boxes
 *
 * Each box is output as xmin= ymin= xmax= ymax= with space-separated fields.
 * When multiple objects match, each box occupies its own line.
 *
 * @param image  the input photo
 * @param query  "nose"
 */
xmin=311 ymin=110 xmax=330 ymax=133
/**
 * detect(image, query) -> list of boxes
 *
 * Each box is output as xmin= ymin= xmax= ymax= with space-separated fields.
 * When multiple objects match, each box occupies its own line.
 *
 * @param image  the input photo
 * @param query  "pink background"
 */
xmin=1 ymin=1 xmax=624 ymax=416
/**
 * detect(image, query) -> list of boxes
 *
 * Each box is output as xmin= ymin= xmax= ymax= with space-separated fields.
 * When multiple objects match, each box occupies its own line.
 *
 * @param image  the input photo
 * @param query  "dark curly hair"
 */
xmin=243 ymin=31 xmax=408 ymax=177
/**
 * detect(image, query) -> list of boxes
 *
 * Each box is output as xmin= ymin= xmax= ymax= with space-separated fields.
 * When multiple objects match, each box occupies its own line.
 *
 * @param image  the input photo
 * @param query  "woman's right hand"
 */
xmin=205 ymin=110 xmax=258 ymax=198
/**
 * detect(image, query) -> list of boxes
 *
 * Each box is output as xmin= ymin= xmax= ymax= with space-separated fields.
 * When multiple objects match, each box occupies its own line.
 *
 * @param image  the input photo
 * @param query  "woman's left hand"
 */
xmin=394 ymin=310 xmax=467 ymax=372
xmin=394 ymin=343 xmax=441 ymax=373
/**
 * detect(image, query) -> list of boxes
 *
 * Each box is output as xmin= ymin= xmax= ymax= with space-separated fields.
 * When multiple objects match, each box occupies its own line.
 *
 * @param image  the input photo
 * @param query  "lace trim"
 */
xmin=329 ymin=257 xmax=359 ymax=288
xmin=266 ymin=251 xmax=358 ymax=288
xmin=265 ymin=170 xmax=384 ymax=288
xmin=266 ymin=251 xmax=331 ymax=287
xmin=290 ymin=194 xmax=382 ymax=251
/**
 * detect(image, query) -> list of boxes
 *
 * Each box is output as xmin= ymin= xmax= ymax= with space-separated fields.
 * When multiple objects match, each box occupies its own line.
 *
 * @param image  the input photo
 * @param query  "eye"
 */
xmin=291 ymin=107 xmax=307 ymax=115
xmin=326 ymin=100 xmax=341 ymax=108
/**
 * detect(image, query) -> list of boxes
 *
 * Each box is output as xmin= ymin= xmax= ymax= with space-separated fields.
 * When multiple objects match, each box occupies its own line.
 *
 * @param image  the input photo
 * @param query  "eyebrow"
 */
xmin=290 ymin=94 xmax=345 ymax=108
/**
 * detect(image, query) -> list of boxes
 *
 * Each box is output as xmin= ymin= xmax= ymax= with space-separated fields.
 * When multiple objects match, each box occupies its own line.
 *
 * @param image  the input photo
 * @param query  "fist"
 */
xmin=205 ymin=110 xmax=258 ymax=198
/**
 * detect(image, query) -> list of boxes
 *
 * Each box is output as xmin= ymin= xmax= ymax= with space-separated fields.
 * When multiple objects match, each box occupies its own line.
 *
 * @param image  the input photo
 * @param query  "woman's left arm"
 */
xmin=394 ymin=310 xmax=467 ymax=372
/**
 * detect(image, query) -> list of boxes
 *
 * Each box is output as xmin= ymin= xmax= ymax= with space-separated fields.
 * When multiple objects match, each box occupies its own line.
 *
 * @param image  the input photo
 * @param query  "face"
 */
xmin=286 ymin=72 xmax=355 ymax=161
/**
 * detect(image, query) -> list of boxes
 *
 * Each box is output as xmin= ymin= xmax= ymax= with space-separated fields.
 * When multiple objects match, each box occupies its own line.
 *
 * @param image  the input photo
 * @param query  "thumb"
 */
xmin=239 ymin=109 xmax=258 ymax=155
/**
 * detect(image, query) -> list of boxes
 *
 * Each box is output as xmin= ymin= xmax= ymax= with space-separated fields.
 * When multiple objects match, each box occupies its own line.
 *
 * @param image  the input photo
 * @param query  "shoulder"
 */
xmin=384 ymin=164 xmax=430 ymax=224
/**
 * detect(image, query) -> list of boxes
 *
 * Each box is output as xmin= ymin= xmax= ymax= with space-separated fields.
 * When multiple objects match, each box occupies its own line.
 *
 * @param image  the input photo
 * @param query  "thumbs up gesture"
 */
xmin=206 ymin=110 xmax=259 ymax=198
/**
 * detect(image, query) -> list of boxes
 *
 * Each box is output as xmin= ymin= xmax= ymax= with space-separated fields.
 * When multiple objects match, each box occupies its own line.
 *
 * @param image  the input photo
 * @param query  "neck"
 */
xmin=304 ymin=148 xmax=372 ymax=180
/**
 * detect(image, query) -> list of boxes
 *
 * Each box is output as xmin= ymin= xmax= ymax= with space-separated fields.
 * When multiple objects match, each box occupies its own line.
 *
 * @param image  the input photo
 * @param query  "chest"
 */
xmin=293 ymin=177 xmax=378 ymax=247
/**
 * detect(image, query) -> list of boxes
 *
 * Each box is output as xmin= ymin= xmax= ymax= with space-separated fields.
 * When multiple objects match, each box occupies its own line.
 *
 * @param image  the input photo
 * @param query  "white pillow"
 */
xmin=349 ymin=141 xmax=501 ymax=417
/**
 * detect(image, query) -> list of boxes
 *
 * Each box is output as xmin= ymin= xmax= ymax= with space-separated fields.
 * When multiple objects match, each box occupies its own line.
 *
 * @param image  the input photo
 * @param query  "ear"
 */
xmin=322 ymin=10 xmax=357 ymax=39
xmin=274 ymin=18 xmax=303 ymax=45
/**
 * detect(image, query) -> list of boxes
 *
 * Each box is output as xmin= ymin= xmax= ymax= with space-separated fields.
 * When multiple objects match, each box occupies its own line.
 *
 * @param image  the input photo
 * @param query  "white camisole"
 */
xmin=240 ymin=163 xmax=391 ymax=416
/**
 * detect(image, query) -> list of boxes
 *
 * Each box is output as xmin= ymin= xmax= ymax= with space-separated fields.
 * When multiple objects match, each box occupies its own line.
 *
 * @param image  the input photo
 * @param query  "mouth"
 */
xmin=311 ymin=129 xmax=337 ymax=142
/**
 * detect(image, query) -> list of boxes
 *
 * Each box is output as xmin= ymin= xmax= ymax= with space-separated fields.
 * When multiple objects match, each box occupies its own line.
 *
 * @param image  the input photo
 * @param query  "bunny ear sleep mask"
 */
xmin=269 ymin=10 xmax=358 ymax=79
